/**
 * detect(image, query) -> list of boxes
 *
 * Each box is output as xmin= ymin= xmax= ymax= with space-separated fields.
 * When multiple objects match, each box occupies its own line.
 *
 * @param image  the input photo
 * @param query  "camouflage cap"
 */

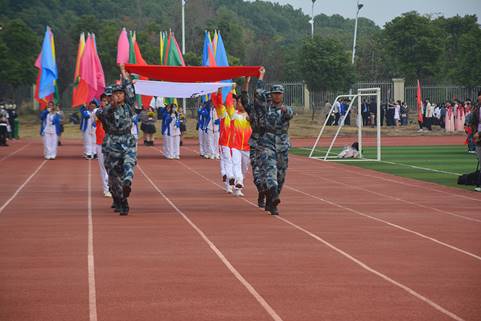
xmin=270 ymin=84 xmax=284 ymax=94
xmin=104 ymin=85 xmax=113 ymax=96
xmin=111 ymin=84 xmax=124 ymax=93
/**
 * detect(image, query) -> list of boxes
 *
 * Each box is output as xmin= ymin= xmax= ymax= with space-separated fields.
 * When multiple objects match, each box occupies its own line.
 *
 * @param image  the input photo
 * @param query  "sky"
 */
xmin=258 ymin=0 xmax=481 ymax=26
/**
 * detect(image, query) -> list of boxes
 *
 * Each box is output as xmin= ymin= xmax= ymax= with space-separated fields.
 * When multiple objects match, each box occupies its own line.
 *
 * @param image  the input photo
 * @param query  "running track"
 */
xmin=0 ymin=139 xmax=480 ymax=321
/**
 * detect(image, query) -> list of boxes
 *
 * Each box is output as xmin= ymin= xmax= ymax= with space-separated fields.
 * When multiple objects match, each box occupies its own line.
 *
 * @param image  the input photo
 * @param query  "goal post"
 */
xmin=309 ymin=88 xmax=381 ymax=161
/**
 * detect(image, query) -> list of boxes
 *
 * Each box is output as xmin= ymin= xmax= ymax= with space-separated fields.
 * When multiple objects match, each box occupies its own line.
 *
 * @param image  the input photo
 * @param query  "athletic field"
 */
xmin=1 ymin=137 xmax=480 ymax=321
xmin=293 ymin=145 xmax=478 ymax=190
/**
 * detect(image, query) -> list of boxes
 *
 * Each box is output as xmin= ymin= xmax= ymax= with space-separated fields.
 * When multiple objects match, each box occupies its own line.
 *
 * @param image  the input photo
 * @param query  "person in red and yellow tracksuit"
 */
xmin=230 ymin=94 xmax=252 ymax=197
xmin=212 ymin=89 xmax=236 ymax=193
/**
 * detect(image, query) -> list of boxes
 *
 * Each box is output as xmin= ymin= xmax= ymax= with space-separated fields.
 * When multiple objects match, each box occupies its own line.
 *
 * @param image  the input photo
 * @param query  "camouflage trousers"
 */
xmin=103 ymin=136 xmax=137 ymax=200
xmin=249 ymin=146 xmax=264 ymax=192
xmin=259 ymin=146 xmax=289 ymax=194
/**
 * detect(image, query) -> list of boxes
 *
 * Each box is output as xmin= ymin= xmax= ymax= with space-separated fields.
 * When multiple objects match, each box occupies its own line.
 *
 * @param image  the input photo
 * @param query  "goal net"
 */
xmin=309 ymin=88 xmax=381 ymax=161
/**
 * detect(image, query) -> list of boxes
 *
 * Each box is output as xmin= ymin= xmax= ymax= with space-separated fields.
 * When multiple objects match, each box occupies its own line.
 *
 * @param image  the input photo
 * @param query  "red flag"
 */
xmin=124 ymin=65 xmax=262 ymax=82
xmin=72 ymin=33 xmax=89 ymax=107
xmin=416 ymin=80 xmax=423 ymax=123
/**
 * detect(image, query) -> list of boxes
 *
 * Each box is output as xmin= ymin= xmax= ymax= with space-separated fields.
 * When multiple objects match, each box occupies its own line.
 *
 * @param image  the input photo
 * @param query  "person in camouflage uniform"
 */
xmin=257 ymin=78 xmax=294 ymax=215
xmin=241 ymin=68 xmax=269 ymax=208
xmin=96 ymin=66 xmax=137 ymax=215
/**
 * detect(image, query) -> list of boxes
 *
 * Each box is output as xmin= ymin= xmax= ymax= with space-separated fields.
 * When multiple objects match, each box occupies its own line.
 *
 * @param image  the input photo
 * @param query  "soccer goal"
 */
xmin=309 ymin=88 xmax=381 ymax=161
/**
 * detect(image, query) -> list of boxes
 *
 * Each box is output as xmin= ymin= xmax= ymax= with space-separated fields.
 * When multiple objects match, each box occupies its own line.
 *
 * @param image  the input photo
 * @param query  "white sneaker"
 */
xmin=234 ymin=189 xmax=244 ymax=197
xmin=417 ymin=129 xmax=423 ymax=132
xmin=226 ymin=185 xmax=233 ymax=194
xmin=104 ymin=191 xmax=112 ymax=197
xmin=475 ymin=187 xmax=481 ymax=192
xmin=175 ymin=156 xmax=180 ymax=159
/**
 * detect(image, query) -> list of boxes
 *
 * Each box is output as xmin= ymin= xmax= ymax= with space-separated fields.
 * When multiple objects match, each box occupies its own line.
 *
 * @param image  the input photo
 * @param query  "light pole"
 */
xmin=181 ymin=0 xmax=186 ymax=114
xmin=351 ymin=0 xmax=364 ymax=65
xmin=310 ymin=0 xmax=317 ymax=38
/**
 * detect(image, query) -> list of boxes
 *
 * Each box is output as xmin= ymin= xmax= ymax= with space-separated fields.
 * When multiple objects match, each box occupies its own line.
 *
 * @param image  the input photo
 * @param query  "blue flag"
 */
xmin=39 ymin=27 xmax=58 ymax=99
xmin=215 ymin=32 xmax=231 ymax=102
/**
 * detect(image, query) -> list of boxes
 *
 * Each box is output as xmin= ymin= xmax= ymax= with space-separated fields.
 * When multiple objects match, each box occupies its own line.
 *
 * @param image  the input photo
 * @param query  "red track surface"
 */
xmin=1 ymin=138 xmax=480 ymax=321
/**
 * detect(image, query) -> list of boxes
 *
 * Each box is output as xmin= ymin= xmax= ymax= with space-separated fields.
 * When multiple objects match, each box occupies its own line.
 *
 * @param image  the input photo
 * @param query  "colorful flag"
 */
xmin=91 ymin=33 xmax=105 ymax=100
xmin=202 ymin=31 xmax=216 ymax=67
xmin=117 ymin=27 xmax=130 ymax=65
xmin=417 ymin=80 xmax=423 ymax=123
xmin=214 ymin=32 xmax=231 ymax=102
xmin=165 ymin=32 xmax=185 ymax=67
xmin=80 ymin=34 xmax=105 ymax=103
xmin=34 ymin=26 xmax=58 ymax=109
xmin=129 ymin=32 xmax=151 ymax=108
xmin=39 ymin=27 xmax=57 ymax=98
xmin=72 ymin=33 xmax=89 ymax=107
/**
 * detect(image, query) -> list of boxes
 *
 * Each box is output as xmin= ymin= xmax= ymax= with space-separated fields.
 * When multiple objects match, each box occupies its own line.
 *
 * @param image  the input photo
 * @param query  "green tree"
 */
xmin=0 ymin=19 xmax=39 ymax=88
xmin=382 ymin=11 xmax=443 ymax=81
xmin=299 ymin=36 xmax=355 ymax=92
xmin=455 ymin=27 xmax=481 ymax=88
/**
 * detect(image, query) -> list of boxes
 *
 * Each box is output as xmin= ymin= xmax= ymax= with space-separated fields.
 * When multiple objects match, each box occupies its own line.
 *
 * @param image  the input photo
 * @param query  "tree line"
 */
xmin=0 ymin=0 xmax=480 ymax=104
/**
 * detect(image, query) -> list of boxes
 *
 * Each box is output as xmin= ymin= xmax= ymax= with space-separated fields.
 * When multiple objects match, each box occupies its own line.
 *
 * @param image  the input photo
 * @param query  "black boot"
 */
xmin=114 ymin=198 xmax=122 ymax=213
xmin=267 ymin=187 xmax=280 ymax=215
xmin=119 ymin=199 xmax=129 ymax=216
xmin=257 ymin=191 xmax=266 ymax=208
xmin=123 ymin=180 xmax=132 ymax=198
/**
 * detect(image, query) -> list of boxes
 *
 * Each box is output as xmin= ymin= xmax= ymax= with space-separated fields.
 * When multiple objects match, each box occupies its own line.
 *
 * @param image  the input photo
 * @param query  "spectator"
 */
xmin=140 ymin=107 xmax=157 ymax=146
xmin=394 ymin=100 xmax=401 ymax=127
xmin=424 ymin=99 xmax=434 ymax=131
xmin=6 ymin=103 xmax=17 ymax=139
xmin=445 ymin=101 xmax=455 ymax=132
xmin=332 ymin=98 xmax=341 ymax=126
xmin=369 ymin=97 xmax=377 ymax=128
xmin=0 ymin=104 xmax=9 ymax=146
xmin=400 ymin=102 xmax=408 ymax=126
xmin=57 ymin=105 xmax=65 ymax=146
xmin=470 ymin=91 xmax=481 ymax=192
xmin=439 ymin=103 xmax=446 ymax=129
xmin=361 ymin=99 xmax=370 ymax=126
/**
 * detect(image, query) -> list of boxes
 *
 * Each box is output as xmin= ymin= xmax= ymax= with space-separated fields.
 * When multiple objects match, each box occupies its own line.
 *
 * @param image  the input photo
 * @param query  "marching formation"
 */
xmin=205 ymin=68 xmax=294 ymax=215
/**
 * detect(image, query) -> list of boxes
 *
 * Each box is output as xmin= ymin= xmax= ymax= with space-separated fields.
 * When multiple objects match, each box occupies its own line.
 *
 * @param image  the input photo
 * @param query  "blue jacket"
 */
xmin=200 ymin=102 xmax=211 ymax=132
xmin=40 ymin=110 xmax=61 ymax=136
xmin=79 ymin=106 xmax=91 ymax=132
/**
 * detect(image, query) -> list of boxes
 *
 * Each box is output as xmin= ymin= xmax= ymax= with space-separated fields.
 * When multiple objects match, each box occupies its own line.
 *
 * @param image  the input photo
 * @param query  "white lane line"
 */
xmin=301 ymin=148 xmax=461 ymax=175
xmin=284 ymin=184 xmax=481 ymax=262
xmin=289 ymin=169 xmax=481 ymax=224
xmin=88 ymin=161 xmax=98 ymax=321
xmin=292 ymin=154 xmax=481 ymax=203
xmin=0 ymin=160 xmax=47 ymax=214
xmin=379 ymin=160 xmax=461 ymax=175
xmin=176 ymin=158 xmax=466 ymax=321
xmin=0 ymin=143 xmax=31 ymax=162
xmin=138 ymin=164 xmax=283 ymax=321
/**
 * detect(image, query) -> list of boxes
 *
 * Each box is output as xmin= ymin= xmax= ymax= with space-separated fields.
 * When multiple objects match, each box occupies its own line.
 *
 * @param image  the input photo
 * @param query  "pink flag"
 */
xmin=80 ymin=34 xmax=98 ymax=102
xmin=92 ymin=34 xmax=105 ymax=99
xmin=117 ymin=28 xmax=130 ymax=65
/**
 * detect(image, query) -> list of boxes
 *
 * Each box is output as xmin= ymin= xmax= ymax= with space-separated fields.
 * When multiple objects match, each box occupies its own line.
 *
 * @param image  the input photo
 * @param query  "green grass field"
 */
xmin=291 ymin=145 xmax=480 ymax=191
